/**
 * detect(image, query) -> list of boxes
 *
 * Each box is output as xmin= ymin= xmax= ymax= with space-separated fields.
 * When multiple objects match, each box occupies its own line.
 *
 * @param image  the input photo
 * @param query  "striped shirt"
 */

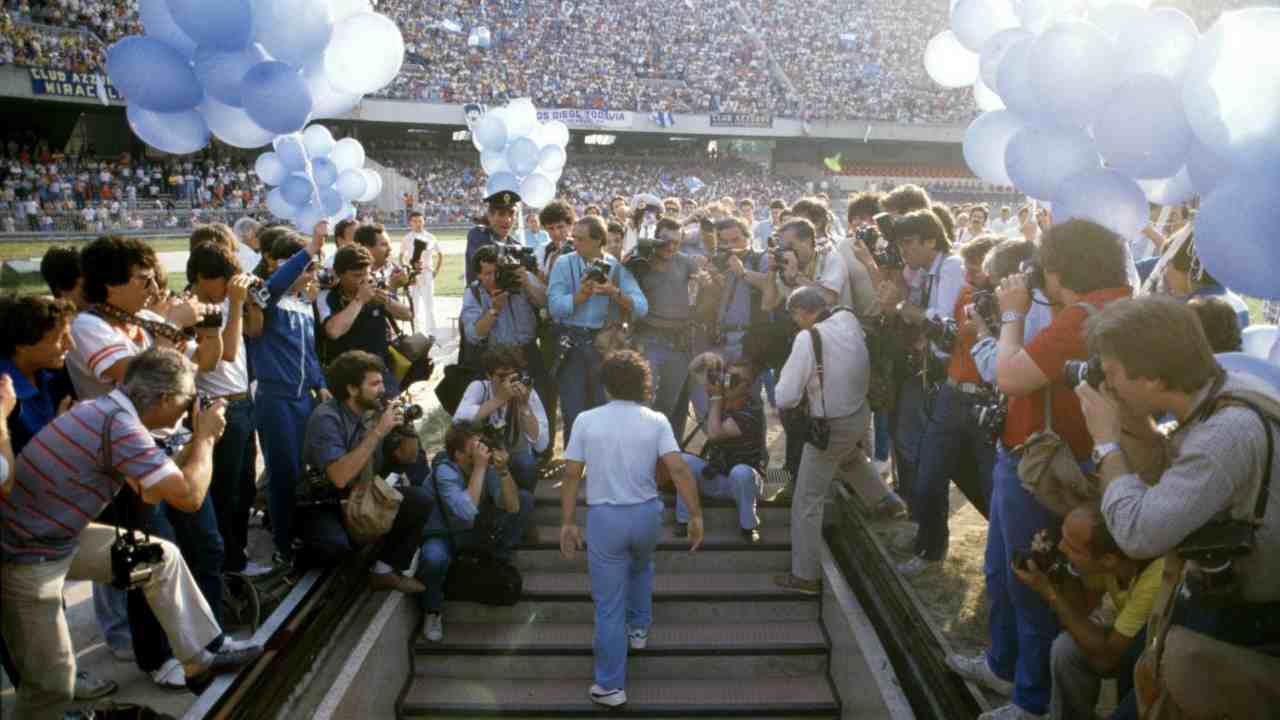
xmin=1 ymin=390 xmax=178 ymax=564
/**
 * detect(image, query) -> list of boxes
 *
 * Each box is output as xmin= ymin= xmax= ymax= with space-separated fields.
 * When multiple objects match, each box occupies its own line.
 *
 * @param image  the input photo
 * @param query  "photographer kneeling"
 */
xmin=453 ymin=345 xmax=549 ymax=496
xmin=1076 ymin=296 xmax=1280 ymax=718
xmin=301 ymin=350 xmax=434 ymax=592
xmin=417 ymin=424 xmax=530 ymax=643
xmin=1 ymin=348 xmax=263 ymax=719
xmin=678 ymin=356 xmax=767 ymax=543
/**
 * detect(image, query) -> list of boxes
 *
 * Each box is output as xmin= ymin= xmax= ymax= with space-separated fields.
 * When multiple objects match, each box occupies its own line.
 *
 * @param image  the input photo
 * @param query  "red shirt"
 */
xmin=1002 ymin=287 xmax=1132 ymax=458
xmin=947 ymin=287 xmax=983 ymax=385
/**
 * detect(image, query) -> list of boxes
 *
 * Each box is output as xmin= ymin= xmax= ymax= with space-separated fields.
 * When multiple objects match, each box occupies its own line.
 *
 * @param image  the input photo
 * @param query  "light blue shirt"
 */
xmin=523 ymin=228 xmax=549 ymax=249
xmin=460 ymin=279 xmax=541 ymax=346
xmin=970 ymin=290 xmax=1053 ymax=384
xmin=548 ymin=252 xmax=648 ymax=329
xmin=564 ymin=400 xmax=679 ymax=506
xmin=426 ymin=456 xmax=500 ymax=534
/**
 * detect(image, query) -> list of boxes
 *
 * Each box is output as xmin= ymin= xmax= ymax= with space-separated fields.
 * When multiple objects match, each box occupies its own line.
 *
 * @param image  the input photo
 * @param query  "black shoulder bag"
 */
xmin=436 ymin=284 xmax=487 ymax=416
xmin=803 ymin=325 xmax=832 ymax=451
xmin=428 ymin=460 xmax=523 ymax=606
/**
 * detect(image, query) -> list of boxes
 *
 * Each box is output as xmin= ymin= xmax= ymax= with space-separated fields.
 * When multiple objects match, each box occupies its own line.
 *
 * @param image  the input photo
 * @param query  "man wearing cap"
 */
xmin=466 ymin=191 xmax=520 ymax=285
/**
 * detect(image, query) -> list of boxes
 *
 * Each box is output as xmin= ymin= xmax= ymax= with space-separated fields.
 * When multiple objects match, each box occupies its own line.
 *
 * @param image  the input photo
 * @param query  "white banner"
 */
xmin=535 ymin=108 xmax=634 ymax=130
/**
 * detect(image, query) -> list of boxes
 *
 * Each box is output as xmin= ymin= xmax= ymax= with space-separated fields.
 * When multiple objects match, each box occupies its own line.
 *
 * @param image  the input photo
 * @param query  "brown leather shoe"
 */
xmin=773 ymin=573 xmax=820 ymax=596
xmin=369 ymin=572 xmax=426 ymax=594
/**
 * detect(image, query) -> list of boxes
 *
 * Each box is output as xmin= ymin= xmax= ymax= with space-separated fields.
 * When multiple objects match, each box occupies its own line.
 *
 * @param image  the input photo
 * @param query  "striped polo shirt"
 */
xmin=0 ymin=390 xmax=178 ymax=564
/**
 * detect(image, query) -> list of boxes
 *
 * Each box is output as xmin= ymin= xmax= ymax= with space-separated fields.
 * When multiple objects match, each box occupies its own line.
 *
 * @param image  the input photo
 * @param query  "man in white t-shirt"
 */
xmin=232 ymin=217 xmax=261 ymax=275
xmin=400 ymin=210 xmax=441 ymax=334
xmin=558 ymin=350 xmax=703 ymax=708
xmin=763 ymin=218 xmax=849 ymax=312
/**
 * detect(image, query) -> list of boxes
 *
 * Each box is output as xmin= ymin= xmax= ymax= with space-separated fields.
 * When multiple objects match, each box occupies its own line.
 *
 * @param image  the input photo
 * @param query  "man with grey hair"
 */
xmin=772 ymin=286 xmax=873 ymax=595
xmin=232 ymin=217 xmax=262 ymax=274
xmin=1 ymin=348 xmax=264 ymax=719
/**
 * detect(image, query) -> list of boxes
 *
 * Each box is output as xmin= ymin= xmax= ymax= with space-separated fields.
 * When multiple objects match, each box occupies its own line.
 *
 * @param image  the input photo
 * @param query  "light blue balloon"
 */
xmin=519 ymin=173 xmax=556 ymax=209
xmin=106 ymin=36 xmax=203 ymax=112
xmin=201 ymin=97 xmax=274 ymax=149
xmin=1195 ymin=167 xmax=1280 ymax=300
xmin=329 ymin=138 xmax=365 ymax=173
xmin=474 ymin=115 xmax=508 ymax=153
xmin=951 ymin=0 xmax=1019 ymax=53
xmin=962 ymin=110 xmax=1025 ymax=187
xmin=312 ymin=158 xmax=338 ymax=187
xmin=138 ymin=0 xmax=196 ymax=59
xmin=486 ymin=171 xmax=519 ymax=197
xmin=281 ymin=174 xmax=315 ymax=207
xmin=255 ymin=153 xmax=287 ymax=186
xmin=1137 ymin=167 xmax=1195 ymax=206
xmin=995 ymin=36 xmax=1042 ymax=123
xmin=241 ymin=61 xmax=313 ymax=135
xmin=1004 ymin=125 xmax=1098 ymax=201
xmin=980 ymin=28 xmax=1031 ymax=90
xmin=126 ymin=105 xmax=209 ymax=155
xmin=336 ymin=169 xmax=368 ymax=201
xmin=274 ymin=134 xmax=308 ymax=172
xmin=266 ymin=188 xmax=295 ymax=220
xmin=1054 ymin=169 xmax=1149 ymax=239
xmin=1092 ymin=74 xmax=1192 ymax=179
xmin=1186 ymin=137 xmax=1231 ymax=197
xmin=1217 ymin=353 xmax=1280 ymax=391
xmin=302 ymin=125 xmax=336 ymax=160
xmin=1091 ymin=3 xmax=1147 ymax=44
xmin=505 ymin=138 xmax=540 ymax=177
xmin=538 ymin=145 xmax=567 ymax=173
xmin=1117 ymin=8 xmax=1199 ymax=83
xmin=165 ymin=0 xmax=252 ymax=52
xmin=320 ymin=186 xmax=345 ymax=216
xmin=1241 ymin=326 xmax=1279 ymax=360
xmin=1027 ymin=21 xmax=1118 ymax=129
xmin=252 ymin=0 xmax=334 ymax=68
xmin=294 ymin=203 xmax=330 ymax=234
xmin=480 ymin=148 xmax=509 ymax=175
xmin=193 ymin=43 xmax=268 ymax=108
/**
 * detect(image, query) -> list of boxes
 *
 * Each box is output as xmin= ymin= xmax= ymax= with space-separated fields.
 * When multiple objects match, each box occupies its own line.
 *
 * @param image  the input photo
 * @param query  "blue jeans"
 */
xmin=639 ymin=333 xmax=691 ymax=440
xmin=984 ymin=445 xmax=1065 ymax=715
xmin=912 ymin=384 xmax=995 ymax=560
xmin=555 ymin=332 xmax=605 ymax=445
xmin=586 ymin=499 xmax=663 ymax=691
xmin=676 ymin=453 xmax=762 ymax=530
xmin=256 ymin=392 xmax=317 ymax=559
xmin=92 ymin=582 xmax=132 ymax=653
xmin=416 ymin=490 xmax=534 ymax=612
xmin=508 ymin=447 xmax=539 ymax=494
xmin=209 ymin=399 xmax=257 ymax=572
xmin=873 ymin=410 xmax=890 ymax=462
xmin=890 ymin=378 xmax=929 ymax=516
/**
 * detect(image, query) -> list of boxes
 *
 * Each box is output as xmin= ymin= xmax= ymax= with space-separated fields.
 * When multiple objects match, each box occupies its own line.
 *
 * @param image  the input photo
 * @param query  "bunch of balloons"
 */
xmin=109 ymin=0 xmax=404 ymax=154
xmin=473 ymin=99 xmax=570 ymax=209
xmin=932 ymin=1 xmax=1280 ymax=300
xmin=254 ymin=124 xmax=378 ymax=231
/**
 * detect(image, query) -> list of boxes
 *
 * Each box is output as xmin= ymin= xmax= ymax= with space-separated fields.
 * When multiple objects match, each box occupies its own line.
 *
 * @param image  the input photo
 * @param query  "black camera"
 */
xmin=584 ymin=258 xmax=611 ymax=285
xmin=972 ymin=392 xmax=1008 ymax=441
xmin=869 ymin=213 xmax=905 ymax=269
xmin=411 ymin=238 xmax=428 ymax=268
xmin=317 ymin=268 xmax=336 ymax=288
xmin=478 ymin=422 xmax=509 ymax=451
xmin=495 ymin=258 xmax=525 ymax=295
xmin=181 ymin=393 xmax=211 ymax=431
xmin=972 ymin=289 xmax=1001 ymax=331
xmin=501 ymin=243 xmax=539 ymax=273
xmin=387 ymin=394 xmax=424 ymax=428
xmin=111 ymin=530 xmax=165 ymax=591
xmin=1013 ymin=528 xmax=1074 ymax=586
xmin=559 ymin=238 xmax=576 ymax=255
xmin=1178 ymin=520 xmax=1255 ymax=608
xmin=1064 ymin=356 xmax=1104 ymax=389
xmin=194 ymin=307 xmax=223 ymax=329
xmin=248 ymin=277 xmax=271 ymax=309
xmin=712 ymin=246 xmax=744 ymax=273
xmin=625 ymin=236 xmax=666 ymax=275
xmin=767 ymin=235 xmax=791 ymax=272
xmin=1021 ymin=259 xmax=1045 ymax=294
xmin=923 ymin=316 xmax=959 ymax=349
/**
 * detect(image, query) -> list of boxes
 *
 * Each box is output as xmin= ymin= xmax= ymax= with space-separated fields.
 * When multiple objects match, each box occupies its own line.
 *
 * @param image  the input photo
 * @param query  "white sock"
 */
xmin=372 ymin=561 xmax=393 ymax=575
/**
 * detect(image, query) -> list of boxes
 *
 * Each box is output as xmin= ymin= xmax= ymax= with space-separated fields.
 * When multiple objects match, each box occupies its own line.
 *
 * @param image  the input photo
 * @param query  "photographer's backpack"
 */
xmin=427 ymin=453 xmax=523 ymax=606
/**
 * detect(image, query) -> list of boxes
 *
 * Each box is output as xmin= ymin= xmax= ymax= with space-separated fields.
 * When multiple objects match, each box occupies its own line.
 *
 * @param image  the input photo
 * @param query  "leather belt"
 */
xmin=946 ymin=378 xmax=984 ymax=395
xmin=211 ymin=392 xmax=250 ymax=402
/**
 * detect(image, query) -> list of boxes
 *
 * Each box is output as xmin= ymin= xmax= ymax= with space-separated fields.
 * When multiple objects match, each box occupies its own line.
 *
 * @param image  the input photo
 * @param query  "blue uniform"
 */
xmin=465 ymin=226 xmax=510 ymax=285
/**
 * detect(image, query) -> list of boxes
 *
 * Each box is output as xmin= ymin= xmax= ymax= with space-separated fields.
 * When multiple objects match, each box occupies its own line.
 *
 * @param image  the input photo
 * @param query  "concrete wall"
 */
xmin=312 ymin=592 xmax=416 ymax=720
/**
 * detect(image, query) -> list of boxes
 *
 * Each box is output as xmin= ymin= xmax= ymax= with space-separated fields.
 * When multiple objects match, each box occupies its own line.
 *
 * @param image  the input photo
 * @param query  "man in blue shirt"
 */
xmin=547 ymin=216 xmax=648 ymax=442
xmin=460 ymin=245 xmax=547 ymax=370
xmin=465 ymin=191 xmax=521 ymax=285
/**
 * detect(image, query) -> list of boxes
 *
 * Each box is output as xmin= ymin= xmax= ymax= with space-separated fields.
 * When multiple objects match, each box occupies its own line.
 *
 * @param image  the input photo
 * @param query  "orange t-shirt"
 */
xmin=946 ymin=287 xmax=983 ymax=385
xmin=1002 ymin=287 xmax=1132 ymax=458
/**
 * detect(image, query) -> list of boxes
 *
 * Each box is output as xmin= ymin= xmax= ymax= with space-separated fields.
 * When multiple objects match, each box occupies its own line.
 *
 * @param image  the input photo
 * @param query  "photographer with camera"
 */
xmin=454 ymin=345 xmax=549 ymax=497
xmin=837 ymin=192 xmax=888 ymax=325
xmin=969 ymin=240 xmax=1053 ymax=386
xmin=763 ymin=215 xmax=849 ymax=312
xmin=752 ymin=199 xmax=786 ymax=251
xmin=621 ymin=194 xmax=663 ymax=257
xmin=678 ymin=356 xmax=767 ymax=543
xmin=400 ymin=210 xmax=442 ymax=335
xmin=1010 ymin=504 xmax=1162 ymax=720
xmin=948 ymin=220 xmax=1132 ymax=720
xmin=629 ymin=217 xmax=712 ymax=437
xmin=536 ymin=200 xmax=576 ymax=283
xmin=301 ymin=350 xmax=434 ymax=588
xmin=547 ymin=215 xmax=648 ymax=442
xmin=1075 ymin=296 xmax=1280 ymax=718
xmin=355 ymin=223 xmax=413 ymax=298
xmin=1 ymin=348 xmax=264 ymax=719
xmin=319 ymin=244 xmax=413 ymax=394
xmin=417 ymin=423 xmax=528 ymax=643
xmin=466 ymin=191 xmax=521 ymax=285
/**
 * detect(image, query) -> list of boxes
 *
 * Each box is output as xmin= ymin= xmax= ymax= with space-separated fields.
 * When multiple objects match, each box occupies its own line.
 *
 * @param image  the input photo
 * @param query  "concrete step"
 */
xmin=532 ymin=501 xmax=792 ymax=531
xmin=414 ymin=621 xmax=828 ymax=678
xmin=520 ymin=570 xmax=809 ymax=602
xmin=514 ymin=524 xmax=792 ymax=573
xmin=400 ymin=674 xmax=839 ymax=717
xmin=441 ymin=596 xmax=820 ymax=625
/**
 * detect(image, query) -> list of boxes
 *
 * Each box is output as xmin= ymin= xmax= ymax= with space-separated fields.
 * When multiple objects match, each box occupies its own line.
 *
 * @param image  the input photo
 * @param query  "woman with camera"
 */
xmin=454 ymin=345 xmax=549 ymax=497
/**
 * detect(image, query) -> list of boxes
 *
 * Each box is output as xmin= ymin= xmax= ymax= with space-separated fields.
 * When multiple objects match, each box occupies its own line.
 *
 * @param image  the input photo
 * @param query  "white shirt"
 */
xmin=914 ymin=251 xmax=966 ymax=322
xmin=67 ymin=310 xmax=158 ymax=399
xmin=453 ymin=379 xmax=549 ymax=454
xmin=195 ymin=300 xmax=248 ymax=398
xmin=564 ymin=400 xmax=679 ymax=506
xmin=776 ymin=245 xmax=850 ymax=307
xmin=237 ymin=245 xmax=261 ymax=274
xmin=834 ymin=235 xmax=881 ymax=322
xmin=776 ymin=310 xmax=870 ymax=419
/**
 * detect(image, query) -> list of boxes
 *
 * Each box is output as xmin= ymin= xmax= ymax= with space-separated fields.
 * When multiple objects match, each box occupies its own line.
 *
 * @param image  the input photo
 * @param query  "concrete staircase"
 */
xmin=399 ymin=473 xmax=842 ymax=718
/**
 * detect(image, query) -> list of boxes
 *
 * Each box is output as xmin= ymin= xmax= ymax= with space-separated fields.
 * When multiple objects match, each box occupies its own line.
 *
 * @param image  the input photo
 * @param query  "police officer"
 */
xmin=466 ymin=191 xmax=521 ymax=285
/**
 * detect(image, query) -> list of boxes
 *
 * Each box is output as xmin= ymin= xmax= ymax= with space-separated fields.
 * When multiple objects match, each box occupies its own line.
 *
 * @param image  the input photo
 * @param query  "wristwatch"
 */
xmin=1000 ymin=310 xmax=1025 ymax=324
xmin=1091 ymin=441 xmax=1122 ymax=465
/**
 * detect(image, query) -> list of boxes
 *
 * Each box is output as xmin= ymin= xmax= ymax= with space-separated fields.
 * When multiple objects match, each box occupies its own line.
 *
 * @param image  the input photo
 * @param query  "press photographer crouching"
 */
xmin=453 ymin=344 xmax=549 ymax=497
xmin=678 ymin=356 xmax=767 ymax=543
xmin=1076 ymin=296 xmax=1280 ymax=717
xmin=300 ymin=350 xmax=434 ymax=592
xmin=0 ymin=348 xmax=263 ymax=719
xmin=417 ymin=423 xmax=530 ymax=643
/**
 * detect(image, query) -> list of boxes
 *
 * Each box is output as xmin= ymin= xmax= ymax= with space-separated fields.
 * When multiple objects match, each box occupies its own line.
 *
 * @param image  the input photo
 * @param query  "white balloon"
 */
xmin=330 ymin=137 xmax=365 ymax=172
xmin=336 ymin=168 xmax=367 ymax=200
xmin=1242 ymin=325 xmax=1279 ymax=360
xmin=519 ymin=173 xmax=556 ymax=208
xmin=255 ymin=152 xmax=288 ymax=186
xmin=323 ymin=12 xmax=405 ymax=96
xmin=480 ymin=149 xmax=509 ymax=175
xmin=303 ymin=63 xmax=361 ymax=120
xmin=951 ymin=0 xmax=1019 ymax=52
xmin=505 ymin=98 xmax=539 ymax=139
xmin=202 ymin=97 xmax=275 ymax=149
xmin=538 ymin=144 xmax=567 ymax=173
xmin=357 ymin=169 xmax=382 ymax=202
xmin=302 ymin=124 xmax=336 ymax=158
xmin=974 ymin=76 xmax=1006 ymax=111
xmin=925 ymin=31 xmax=980 ymax=88
xmin=545 ymin=120 xmax=570 ymax=148
xmin=328 ymin=0 xmax=371 ymax=22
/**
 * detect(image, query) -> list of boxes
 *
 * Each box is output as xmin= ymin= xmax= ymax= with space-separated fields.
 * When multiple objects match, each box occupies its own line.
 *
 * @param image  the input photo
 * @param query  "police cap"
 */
xmin=484 ymin=190 xmax=522 ymax=210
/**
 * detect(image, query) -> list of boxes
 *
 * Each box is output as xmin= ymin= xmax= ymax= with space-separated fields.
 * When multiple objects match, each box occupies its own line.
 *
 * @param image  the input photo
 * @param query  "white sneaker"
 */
xmin=946 ymin=651 xmax=1014 ymax=696
xmin=240 ymin=561 xmax=274 ymax=577
xmin=422 ymin=612 xmax=443 ymax=642
xmin=589 ymin=684 xmax=627 ymax=707
xmin=628 ymin=627 xmax=649 ymax=650
xmin=218 ymin=635 xmax=258 ymax=653
xmin=150 ymin=657 xmax=186 ymax=690
xmin=978 ymin=702 xmax=1045 ymax=720
xmin=896 ymin=555 xmax=937 ymax=576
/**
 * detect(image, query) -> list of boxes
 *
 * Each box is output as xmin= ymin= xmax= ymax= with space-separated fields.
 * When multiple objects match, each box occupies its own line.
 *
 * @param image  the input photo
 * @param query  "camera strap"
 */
xmin=807 ymin=326 xmax=828 ymax=420
xmin=1192 ymin=386 xmax=1277 ymax=526
xmin=98 ymin=406 xmax=151 ymax=544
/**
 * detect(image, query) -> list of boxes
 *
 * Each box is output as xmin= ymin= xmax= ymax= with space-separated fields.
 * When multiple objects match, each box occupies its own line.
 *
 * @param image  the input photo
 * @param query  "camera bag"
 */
xmin=802 ymin=325 xmax=831 ymax=451
xmin=344 ymin=461 xmax=403 ymax=546
xmin=436 ymin=285 xmax=486 ymax=415
xmin=428 ymin=455 xmax=522 ymax=606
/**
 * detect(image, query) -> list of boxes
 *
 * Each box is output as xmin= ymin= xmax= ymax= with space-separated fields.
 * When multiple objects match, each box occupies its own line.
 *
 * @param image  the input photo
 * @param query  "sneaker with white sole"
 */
xmin=151 ymin=657 xmax=186 ymax=690
xmin=589 ymin=684 xmax=627 ymax=707
xmin=240 ymin=561 xmax=274 ymax=577
xmin=896 ymin=555 xmax=938 ymax=576
xmin=978 ymin=702 xmax=1045 ymax=720
xmin=946 ymin=651 xmax=1014 ymax=696
xmin=628 ymin=627 xmax=649 ymax=650
xmin=422 ymin=612 xmax=444 ymax=642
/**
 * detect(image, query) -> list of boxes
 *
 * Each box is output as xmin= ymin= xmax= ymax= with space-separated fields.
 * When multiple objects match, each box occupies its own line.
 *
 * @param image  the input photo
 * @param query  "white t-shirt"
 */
xmin=195 ymin=300 xmax=248 ymax=398
xmin=237 ymin=245 xmax=261 ymax=275
xmin=564 ymin=400 xmax=679 ymax=506
xmin=453 ymin=379 xmax=549 ymax=454
xmin=67 ymin=310 xmax=160 ymax=399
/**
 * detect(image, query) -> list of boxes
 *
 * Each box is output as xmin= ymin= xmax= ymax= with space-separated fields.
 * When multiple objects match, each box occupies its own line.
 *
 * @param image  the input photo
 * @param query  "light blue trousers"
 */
xmin=586 ymin=499 xmax=662 ymax=691
xmin=675 ymin=453 xmax=762 ymax=530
